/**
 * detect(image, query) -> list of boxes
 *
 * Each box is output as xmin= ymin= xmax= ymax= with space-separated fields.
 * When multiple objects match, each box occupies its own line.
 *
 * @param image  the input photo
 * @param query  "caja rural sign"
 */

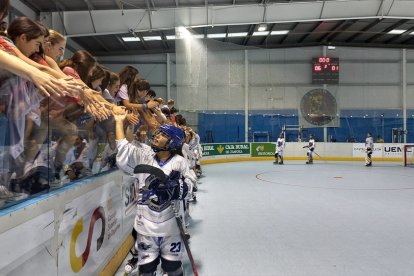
xmin=202 ymin=143 xmax=250 ymax=156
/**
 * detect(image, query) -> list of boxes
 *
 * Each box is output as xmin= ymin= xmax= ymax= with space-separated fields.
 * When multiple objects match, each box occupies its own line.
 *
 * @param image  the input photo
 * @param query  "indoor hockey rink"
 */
xmin=2 ymin=0 xmax=414 ymax=276
xmin=116 ymin=160 xmax=414 ymax=276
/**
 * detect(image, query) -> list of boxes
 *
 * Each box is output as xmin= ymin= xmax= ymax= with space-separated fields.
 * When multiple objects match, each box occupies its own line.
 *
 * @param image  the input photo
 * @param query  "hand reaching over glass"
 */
xmin=26 ymin=66 xmax=69 ymax=97
xmin=111 ymin=105 xmax=126 ymax=116
xmin=126 ymin=112 xmax=140 ymax=125
xmin=79 ymin=88 xmax=111 ymax=120
xmin=85 ymin=104 xmax=109 ymax=121
xmin=146 ymin=100 xmax=159 ymax=109
xmin=58 ymin=77 xmax=84 ymax=97
xmin=114 ymin=110 xmax=127 ymax=122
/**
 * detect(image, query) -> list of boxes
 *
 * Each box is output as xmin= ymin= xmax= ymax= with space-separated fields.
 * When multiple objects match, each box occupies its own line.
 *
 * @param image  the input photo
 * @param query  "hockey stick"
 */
xmin=302 ymin=146 xmax=322 ymax=159
xmin=133 ymin=164 xmax=168 ymax=183
xmin=133 ymin=164 xmax=199 ymax=276
xmin=171 ymin=202 xmax=199 ymax=276
xmin=312 ymin=151 xmax=322 ymax=158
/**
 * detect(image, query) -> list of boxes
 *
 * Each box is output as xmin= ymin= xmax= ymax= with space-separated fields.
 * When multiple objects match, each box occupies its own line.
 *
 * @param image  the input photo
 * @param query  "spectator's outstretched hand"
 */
xmin=29 ymin=70 xmax=69 ymax=97
xmin=111 ymin=105 xmax=126 ymax=116
xmin=58 ymin=77 xmax=84 ymax=97
xmin=147 ymin=100 xmax=159 ymax=109
xmin=81 ymin=89 xmax=111 ymax=121
xmin=126 ymin=113 xmax=140 ymax=125
xmin=114 ymin=111 xmax=127 ymax=122
xmin=85 ymin=104 xmax=109 ymax=121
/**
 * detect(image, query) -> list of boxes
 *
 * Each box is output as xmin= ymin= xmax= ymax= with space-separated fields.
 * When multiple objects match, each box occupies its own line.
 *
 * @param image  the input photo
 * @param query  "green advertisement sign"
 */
xmin=202 ymin=143 xmax=250 ymax=156
xmin=251 ymin=143 xmax=276 ymax=157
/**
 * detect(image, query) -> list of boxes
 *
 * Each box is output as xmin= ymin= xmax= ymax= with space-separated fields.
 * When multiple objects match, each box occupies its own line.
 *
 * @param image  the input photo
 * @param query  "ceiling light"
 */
xmin=388 ymin=29 xmax=406 ymax=34
xmin=176 ymin=27 xmax=191 ymax=39
xmin=270 ymin=30 xmax=289 ymax=35
xmin=252 ymin=31 xmax=269 ymax=36
xmin=143 ymin=36 xmax=162 ymax=41
xmin=228 ymin=32 xmax=248 ymax=37
xmin=258 ymin=23 xmax=267 ymax=32
xmin=122 ymin=37 xmax=140 ymax=42
xmin=174 ymin=31 xmax=204 ymax=39
xmin=207 ymin=33 xmax=226 ymax=38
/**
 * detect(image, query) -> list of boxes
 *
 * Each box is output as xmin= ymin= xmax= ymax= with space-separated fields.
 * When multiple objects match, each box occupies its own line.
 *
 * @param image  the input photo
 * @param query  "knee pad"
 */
xmin=161 ymin=258 xmax=183 ymax=276
xmin=307 ymin=152 xmax=310 ymax=157
xmin=139 ymin=257 xmax=160 ymax=275
xmin=275 ymin=153 xmax=279 ymax=158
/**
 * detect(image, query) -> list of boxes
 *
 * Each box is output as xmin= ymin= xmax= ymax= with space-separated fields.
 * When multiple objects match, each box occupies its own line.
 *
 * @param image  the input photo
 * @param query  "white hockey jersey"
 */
xmin=182 ymin=143 xmax=195 ymax=168
xmin=117 ymin=138 xmax=196 ymax=237
xmin=308 ymin=138 xmax=315 ymax=150
xmin=365 ymin=136 xmax=374 ymax=150
xmin=276 ymin=137 xmax=285 ymax=153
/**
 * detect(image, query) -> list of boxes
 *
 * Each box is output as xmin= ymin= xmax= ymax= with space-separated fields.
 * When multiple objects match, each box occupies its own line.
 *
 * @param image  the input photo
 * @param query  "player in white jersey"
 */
xmin=273 ymin=133 xmax=286 ymax=165
xmin=365 ymin=132 xmax=374 ymax=167
xmin=182 ymin=130 xmax=198 ymax=200
xmin=115 ymin=112 xmax=196 ymax=276
xmin=123 ymin=130 xmax=154 ymax=273
xmin=189 ymin=131 xmax=203 ymax=177
xmin=305 ymin=135 xmax=315 ymax=164
xmin=98 ymin=132 xmax=118 ymax=172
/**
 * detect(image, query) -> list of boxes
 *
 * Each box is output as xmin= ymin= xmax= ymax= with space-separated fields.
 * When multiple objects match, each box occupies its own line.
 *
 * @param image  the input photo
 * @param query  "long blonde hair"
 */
xmin=46 ymin=29 xmax=65 ymax=45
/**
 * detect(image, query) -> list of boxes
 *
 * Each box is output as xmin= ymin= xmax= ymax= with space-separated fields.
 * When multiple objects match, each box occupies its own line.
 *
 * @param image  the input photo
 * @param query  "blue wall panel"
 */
xmin=199 ymin=109 xmax=414 ymax=143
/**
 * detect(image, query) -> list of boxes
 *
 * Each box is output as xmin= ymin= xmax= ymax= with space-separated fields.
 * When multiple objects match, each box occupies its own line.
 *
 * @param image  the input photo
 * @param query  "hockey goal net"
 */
xmin=403 ymin=145 xmax=414 ymax=167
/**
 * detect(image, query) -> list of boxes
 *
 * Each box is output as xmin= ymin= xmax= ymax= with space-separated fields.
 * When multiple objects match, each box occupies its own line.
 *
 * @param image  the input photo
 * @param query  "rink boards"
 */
xmin=200 ymin=142 xmax=407 ymax=163
xmin=0 ymin=170 xmax=135 ymax=276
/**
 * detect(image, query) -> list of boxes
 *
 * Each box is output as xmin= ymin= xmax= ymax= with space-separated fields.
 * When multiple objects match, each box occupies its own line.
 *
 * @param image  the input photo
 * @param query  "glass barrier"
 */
xmin=0 ymin=87 xmax=120 ymax=209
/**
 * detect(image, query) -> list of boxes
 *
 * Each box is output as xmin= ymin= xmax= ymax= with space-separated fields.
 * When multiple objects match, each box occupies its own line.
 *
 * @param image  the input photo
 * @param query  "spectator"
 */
xmin=101 ymin=71 xmax=120 ymax=103
xmin=98 ymin=131 xmax=118 ymax=172
xmin=375 ymin=135 xmax=384 ymax=143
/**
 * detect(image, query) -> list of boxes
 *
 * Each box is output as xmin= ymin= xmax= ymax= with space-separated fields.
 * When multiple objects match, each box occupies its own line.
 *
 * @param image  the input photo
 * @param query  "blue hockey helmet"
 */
xmin=154 ymin=124 xmax=184 ymax=151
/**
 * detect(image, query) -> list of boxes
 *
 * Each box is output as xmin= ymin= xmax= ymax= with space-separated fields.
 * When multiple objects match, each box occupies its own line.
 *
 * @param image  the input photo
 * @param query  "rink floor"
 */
xmin=115 ymin=160 xmax=414 ymax=276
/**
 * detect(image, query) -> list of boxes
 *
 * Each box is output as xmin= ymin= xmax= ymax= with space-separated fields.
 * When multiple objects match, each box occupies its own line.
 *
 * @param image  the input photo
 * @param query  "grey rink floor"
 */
xmin=115 ymin=161 xmax=414 ymax=276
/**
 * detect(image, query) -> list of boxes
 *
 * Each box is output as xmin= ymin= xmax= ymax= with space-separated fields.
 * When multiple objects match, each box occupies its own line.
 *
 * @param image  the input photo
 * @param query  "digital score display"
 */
xmin=312 ymin=57 xmax=339 ymax=84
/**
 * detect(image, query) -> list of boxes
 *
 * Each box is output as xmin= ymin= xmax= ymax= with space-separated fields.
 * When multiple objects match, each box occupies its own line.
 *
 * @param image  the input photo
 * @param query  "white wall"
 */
xmin=96 ymin=45 xmax=414 ymax=112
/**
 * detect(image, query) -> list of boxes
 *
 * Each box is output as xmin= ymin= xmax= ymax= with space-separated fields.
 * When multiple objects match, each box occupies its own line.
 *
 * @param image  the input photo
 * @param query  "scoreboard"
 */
xmin=312 ymin=57 xmax=339 ymax=84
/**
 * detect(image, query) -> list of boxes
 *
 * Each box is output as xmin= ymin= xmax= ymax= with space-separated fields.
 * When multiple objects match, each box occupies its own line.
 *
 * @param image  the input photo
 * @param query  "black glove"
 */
xmin=157 ymin=171 xmax=188 ymax=201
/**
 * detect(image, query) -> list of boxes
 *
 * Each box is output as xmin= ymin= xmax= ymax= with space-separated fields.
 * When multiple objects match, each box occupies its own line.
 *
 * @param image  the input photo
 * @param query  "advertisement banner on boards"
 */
xmin=202 ymin=143 xmax=250 ymax=156
xmin=58 ymin=181 xmax=123 ymax=276
xmin=353 ymin=143 xmax=405 ymax=159
xmin=0 ymin=211 xmax=55 ymax=275
xmin=352 ymin=143 xmax=382 ymax=158
xmin=382 ymin=144 xmax=405 ymax=158
xmin=122 ymin=175 xmax=138 ymax=236
xmin=251 ymin=143 xmax=276 ymax=157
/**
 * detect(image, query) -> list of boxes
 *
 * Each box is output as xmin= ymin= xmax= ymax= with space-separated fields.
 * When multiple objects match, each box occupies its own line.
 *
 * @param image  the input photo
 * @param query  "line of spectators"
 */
xmin=0 ymin=1 xmax=199 ymax=207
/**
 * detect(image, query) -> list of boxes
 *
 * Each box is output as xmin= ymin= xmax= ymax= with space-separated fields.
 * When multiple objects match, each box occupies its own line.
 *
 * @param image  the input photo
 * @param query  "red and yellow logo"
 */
xmin=70 ymin=207 xmax=106 ymax=272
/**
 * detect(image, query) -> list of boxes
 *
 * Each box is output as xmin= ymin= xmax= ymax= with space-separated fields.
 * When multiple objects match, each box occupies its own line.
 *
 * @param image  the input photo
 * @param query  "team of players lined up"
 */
xmin=274 ymin=132 xmax=374 ymax=166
